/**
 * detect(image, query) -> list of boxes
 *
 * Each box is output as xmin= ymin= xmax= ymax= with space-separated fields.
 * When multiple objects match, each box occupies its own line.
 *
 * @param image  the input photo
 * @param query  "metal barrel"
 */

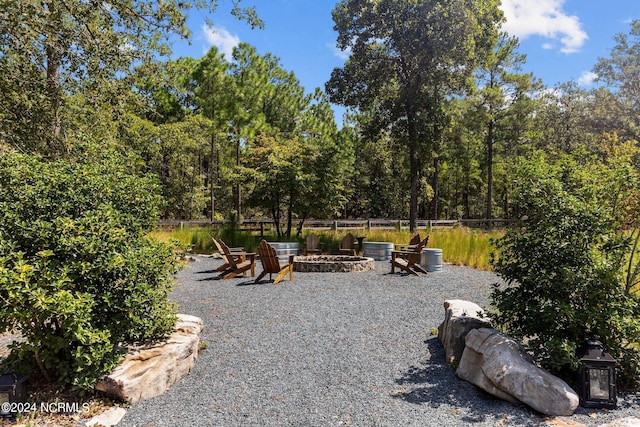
xmin=267 ymin=242 xmax=300 ymax=263
xmin=421 ymin=248 xmax=443 ymax=272
xmin=362 ymin=242 xmax=394 ymax=261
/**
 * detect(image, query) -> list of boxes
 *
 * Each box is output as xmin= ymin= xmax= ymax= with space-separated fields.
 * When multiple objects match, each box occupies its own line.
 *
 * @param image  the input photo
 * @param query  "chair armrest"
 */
xmin=392 ymin=250 xmax=413 ymax=259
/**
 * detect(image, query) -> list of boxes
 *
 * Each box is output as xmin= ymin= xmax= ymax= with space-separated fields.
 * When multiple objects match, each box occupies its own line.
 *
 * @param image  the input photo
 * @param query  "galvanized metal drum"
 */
xmin=267 ymin=241 xmax=300 ymax=263
xmin=421 ymin=248 xmax=443 ymax=272
xmin=362 ymin=241 xmax=394 ymax=261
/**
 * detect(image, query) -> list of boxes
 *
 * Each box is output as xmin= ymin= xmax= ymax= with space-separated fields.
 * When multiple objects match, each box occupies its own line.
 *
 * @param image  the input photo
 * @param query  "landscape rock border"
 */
xmin=457 ymin=327 xmax=580 ymax=416
xmin=293 ymin=255 xmax=375 ymax=272
xmin=437 ymin=299 xmax=491 ymax=365
xmin=95 ymin=313 xmax=203 ymax=404
xmin=438 ymin=299 xmax=580 ymax=417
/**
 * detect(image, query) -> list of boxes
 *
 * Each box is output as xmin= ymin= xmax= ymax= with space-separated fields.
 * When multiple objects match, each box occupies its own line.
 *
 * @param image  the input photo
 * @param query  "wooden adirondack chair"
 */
xmin=390 ymin=237 xmax=429 ymax=276
xmin=255 ymin=240 xmax=294 ymax=284
xmin=213 ymin=238 xmax=255 ymax=280
xmin=409 ymin=234 xmax=422 ymax=246
xmin=305 ymin=234 xmax=323 ymax=255
xmin=339 ymin=232 xmax=357 ymax=256
xmin=212 ymin=238 xmax=245 ymax=273
xmin=396 ymin=234 xmax=422 ymax=252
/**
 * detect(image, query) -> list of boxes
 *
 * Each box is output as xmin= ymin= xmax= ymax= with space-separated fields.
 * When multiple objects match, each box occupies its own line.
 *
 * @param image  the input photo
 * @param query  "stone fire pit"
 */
xmin=293 ymin=255 xmax=375 ymax=273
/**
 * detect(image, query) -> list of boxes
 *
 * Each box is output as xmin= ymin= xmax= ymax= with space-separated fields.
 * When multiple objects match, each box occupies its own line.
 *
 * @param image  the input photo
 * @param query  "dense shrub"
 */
xmin=489 ymin=153 xmax=640 ymax=389
xmin=0 ymin=150 xmax=178 ymax=390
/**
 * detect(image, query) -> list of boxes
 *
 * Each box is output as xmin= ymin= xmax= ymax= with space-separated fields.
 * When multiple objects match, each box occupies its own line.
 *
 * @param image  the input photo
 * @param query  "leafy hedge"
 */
xmin=490 ymin=152 xmax=640 ymax=390
xmin=0 ymin=150 xmax=178 ymax=390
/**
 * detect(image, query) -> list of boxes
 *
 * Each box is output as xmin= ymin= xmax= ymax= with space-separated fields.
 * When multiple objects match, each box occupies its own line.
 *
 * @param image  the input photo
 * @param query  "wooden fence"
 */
xmin=158 ymin=218 xmax=514 ymax=232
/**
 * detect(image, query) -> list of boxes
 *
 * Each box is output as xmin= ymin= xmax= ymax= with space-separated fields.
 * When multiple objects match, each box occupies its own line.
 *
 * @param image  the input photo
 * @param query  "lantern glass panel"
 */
xmin=589 ymin=368 xmax=610 ymax=400
xmin=0 ymin=391 xmax=8 ymax=405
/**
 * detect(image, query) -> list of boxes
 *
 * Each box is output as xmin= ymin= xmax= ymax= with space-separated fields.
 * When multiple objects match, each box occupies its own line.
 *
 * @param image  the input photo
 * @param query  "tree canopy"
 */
xmin=4 ymin=0 xmax=640 ymax=227
xmin=0 ymin=0 xmax=261 ymax=155
xmin=326 ymin=0 xmax=504 ymax=231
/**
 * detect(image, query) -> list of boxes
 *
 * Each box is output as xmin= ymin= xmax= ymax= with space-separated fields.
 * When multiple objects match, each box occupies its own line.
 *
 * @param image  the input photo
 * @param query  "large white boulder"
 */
xmin=438 ymin=299 xmax=491 ymax=365
xmin=95 ymin=314 xmax=203 ymax=403
xmin=456 ymin=328 xmax=580 ymax=416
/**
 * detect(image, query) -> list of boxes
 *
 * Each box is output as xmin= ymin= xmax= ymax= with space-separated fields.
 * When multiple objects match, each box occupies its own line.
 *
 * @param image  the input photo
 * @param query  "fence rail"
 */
xmin=158 ymin=218 xmax=515 ymax=231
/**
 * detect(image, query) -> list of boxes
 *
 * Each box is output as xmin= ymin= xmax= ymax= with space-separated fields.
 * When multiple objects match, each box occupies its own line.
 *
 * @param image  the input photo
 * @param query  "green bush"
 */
xmin=0 ymin=150 xmax=178 ymax=390
xmin=489 ymin=153 xmax=640 ymax=389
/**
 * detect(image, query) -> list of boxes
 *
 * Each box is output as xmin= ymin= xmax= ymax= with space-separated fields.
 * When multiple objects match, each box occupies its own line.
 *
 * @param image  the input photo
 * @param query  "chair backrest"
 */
xmin=258 ymin=240 xmax=281 ymax=273
xmin=409 ymin=234 xmax=421 ymax=246
xmin=212 ymin=237 xmax=224 ymax=255
xmin=413 ymin=237 xmax=429 ymax=253
xmin=215 ymin=238 xmax=240 ymax=268
xmin=342 ymin=232 xmax=355 ymax=249
xmin=306 ymin=234 xmax=320 ymax=251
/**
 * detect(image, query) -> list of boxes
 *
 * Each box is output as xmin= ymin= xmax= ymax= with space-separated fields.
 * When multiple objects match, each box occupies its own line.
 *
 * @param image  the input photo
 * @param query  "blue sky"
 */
xmin=172 ymin=0 xmax=639 ymax=120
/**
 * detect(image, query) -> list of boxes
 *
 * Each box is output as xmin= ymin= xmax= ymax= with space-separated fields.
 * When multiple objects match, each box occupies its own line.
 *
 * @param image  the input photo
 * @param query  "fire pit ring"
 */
xmin=293 ymin=255 xmax=375 ymax=273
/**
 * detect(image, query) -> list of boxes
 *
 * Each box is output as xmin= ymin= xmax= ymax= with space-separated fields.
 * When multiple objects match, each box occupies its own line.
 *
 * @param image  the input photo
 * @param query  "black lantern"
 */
xmin=577 ymin=340 xmax=617 ymax=409
xmin=0 ymin=370 xmax=27 ymax=417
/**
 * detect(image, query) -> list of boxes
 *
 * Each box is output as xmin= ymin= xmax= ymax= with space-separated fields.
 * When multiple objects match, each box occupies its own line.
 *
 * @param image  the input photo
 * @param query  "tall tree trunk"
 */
xmin=407 ymin=108 xmax=420 ymax=232
xmin=486 ymin=119 xmax=494 ymax=220
xmin=430 ymin=97 xmax=442 ymax=222
xmin=235 ymin=136 xmax=241 ymax=225
xmin=464 ymin=139 xmax=471 ymax=218
xmin=210 ymin=133 xmax=216 ymax=222
xmin=295 ymin=213 xmax=307 ymax=238
xmin=286 ymin=201 xmax=293 ymax=238
xmin=271 ymin=202 xmax=281 ymax=238
xmin=409 ymin=143 xmax=420 ymax=233
xmin=432 ymin=133 xmax=440 ymax=221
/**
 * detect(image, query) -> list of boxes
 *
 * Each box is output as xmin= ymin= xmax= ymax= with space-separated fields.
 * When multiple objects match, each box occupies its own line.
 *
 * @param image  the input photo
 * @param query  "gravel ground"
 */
xmin=118 ymin=256 xmax=640 ymax=427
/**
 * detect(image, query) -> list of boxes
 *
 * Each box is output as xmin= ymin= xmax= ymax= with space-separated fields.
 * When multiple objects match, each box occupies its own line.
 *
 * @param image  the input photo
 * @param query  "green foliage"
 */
xmin=344 ymin=114 xmax=409 ymax=218
xmin=0 ymin=0 xmax=261 ymax=156
xmin=0 ymin=149 xmax=178 ymax=390
xmin=244 ymin=130 xmax=348 ymax=238
xmin=594 ymin=19 xmax=640 ymax=139
xmin=489 ymin=152 xmax=640 ymax=389
xmin=327 ymin=0 xmax=504 ymax=229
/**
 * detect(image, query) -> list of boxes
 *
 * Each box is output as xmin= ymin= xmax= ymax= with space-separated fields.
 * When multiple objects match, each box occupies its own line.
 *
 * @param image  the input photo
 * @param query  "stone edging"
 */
xmin=293 ymin=255 xmax=375 ymax=273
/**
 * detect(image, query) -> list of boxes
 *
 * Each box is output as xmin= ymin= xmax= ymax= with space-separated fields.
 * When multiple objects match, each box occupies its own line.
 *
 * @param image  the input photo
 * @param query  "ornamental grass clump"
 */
xmin=0 ymin=148 xmax=178 ymax=390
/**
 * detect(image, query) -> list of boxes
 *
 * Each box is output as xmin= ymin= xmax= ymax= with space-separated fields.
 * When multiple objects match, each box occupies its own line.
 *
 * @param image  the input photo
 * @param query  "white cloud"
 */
xmin=499 ymin=0 xmax=588 ymax=54
xmin=202 ymin=25 xmax=240 ymax=60
xmin=577 ymin=71 xmax=598 ymax=86
xmin=329 ymin=42 xmax=351 ymax=60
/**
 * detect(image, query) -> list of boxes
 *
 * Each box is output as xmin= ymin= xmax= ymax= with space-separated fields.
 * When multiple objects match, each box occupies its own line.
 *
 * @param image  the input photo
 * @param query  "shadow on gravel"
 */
xmin=196 ymin=269 xmax=219 ymax=275
xmin=392 ymin=337 xmax=531 ymax=424
xmin=197 ymin=275 xmax=221 ymax=282
xmin=236 ymin=279 xmax=264 ymax=286
xmin=196 ymin=275 xmax=259 ymax=286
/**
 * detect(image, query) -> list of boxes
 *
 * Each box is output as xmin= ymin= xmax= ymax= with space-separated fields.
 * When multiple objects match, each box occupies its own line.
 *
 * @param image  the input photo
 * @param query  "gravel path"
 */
xmin=118 ymin=256 xmax=640 ymax=427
